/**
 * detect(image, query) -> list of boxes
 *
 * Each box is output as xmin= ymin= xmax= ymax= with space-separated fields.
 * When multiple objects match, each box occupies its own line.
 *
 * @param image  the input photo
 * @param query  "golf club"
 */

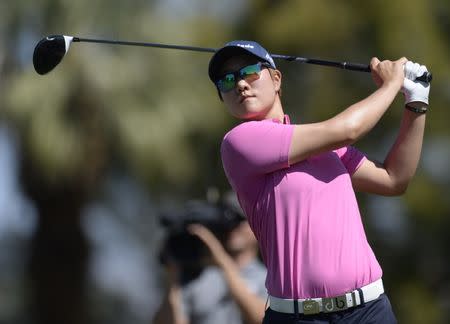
xmin=33 ymin=35 xmax=432 ymax=83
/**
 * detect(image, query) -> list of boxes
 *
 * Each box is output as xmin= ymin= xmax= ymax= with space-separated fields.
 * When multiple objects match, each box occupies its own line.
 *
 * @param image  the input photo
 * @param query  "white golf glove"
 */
xmin=401 ymin=61 xmax=430 ymax=106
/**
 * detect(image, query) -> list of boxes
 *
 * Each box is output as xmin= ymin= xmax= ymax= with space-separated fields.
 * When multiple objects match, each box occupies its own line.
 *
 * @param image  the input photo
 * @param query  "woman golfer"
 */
xmin=208 ymin=40 xmax=430 ymax=324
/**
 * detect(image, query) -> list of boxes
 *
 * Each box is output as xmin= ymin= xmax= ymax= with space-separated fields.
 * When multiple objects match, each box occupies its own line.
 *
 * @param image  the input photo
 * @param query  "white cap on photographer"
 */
xmin=401 ymin=61 xmax=430 ymax=113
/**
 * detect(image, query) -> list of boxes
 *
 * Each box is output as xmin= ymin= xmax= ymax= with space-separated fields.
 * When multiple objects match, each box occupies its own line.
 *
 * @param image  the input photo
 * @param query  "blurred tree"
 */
xmin=1 ymin=0 xmax=230 ymax=322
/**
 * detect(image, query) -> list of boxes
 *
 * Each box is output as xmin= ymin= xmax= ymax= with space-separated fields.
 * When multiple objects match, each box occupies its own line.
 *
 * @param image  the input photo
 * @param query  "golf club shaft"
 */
xmin=271 ymin=54 xmax=370 ymax=72
xmin=74 ymin=37 xmax=431 ymax=82
xmin=74 ymin=37 xmax=217 ymax=54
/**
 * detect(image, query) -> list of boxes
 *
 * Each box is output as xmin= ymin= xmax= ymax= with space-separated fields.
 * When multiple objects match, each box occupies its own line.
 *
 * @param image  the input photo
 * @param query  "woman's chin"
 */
xmin=234 ymin=109 xmax=266 ymax=121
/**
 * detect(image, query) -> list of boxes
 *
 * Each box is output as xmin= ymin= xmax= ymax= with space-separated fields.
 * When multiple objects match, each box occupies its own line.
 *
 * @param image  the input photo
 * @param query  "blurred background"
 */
xmin=0 ymin=0 xmax=449 ymax=323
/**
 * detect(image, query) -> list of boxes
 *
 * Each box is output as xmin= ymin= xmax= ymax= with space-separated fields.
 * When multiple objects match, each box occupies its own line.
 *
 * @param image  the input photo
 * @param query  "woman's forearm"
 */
xmin=383 ymin=107 xmax=426 ymax=193
xmin=337 ymin=82 xmax=401 ymax=142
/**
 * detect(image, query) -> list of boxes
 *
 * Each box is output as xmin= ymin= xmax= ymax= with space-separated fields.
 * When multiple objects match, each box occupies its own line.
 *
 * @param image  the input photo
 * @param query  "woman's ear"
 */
xmin=272 ymin=69 xmax=282 ymax=94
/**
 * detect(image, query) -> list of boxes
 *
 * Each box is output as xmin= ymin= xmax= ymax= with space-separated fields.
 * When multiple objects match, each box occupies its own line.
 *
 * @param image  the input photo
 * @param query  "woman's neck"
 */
xmin=263 ymin=95 xmax=284 ymax=122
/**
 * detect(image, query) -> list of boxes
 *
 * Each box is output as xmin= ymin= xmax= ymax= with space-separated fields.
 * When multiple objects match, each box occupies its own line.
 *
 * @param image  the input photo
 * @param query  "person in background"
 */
xmin=207 ymin=40 xmax=429 ymax=323
xmin=152 ymin=193 xmax=267 ymax=324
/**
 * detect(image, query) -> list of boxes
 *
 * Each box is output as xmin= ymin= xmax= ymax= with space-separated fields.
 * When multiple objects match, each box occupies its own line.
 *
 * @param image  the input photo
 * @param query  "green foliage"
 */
xmin=2 ymin=0 xmax=234 ymax=196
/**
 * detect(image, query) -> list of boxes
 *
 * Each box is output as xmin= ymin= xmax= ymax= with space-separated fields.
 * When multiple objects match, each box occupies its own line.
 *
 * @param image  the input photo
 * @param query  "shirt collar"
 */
xmin=264 ymin=114 xmax=290 ymax=124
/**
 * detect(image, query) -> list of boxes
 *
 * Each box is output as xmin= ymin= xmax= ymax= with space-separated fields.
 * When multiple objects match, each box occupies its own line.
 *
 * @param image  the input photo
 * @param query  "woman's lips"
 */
xmin=239 ymin=95 xmax=253 ymax=103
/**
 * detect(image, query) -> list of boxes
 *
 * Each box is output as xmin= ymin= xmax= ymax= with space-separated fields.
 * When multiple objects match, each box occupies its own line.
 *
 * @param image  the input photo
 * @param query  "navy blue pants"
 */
xmin=262 ymin=294 xmax=397 ymax=324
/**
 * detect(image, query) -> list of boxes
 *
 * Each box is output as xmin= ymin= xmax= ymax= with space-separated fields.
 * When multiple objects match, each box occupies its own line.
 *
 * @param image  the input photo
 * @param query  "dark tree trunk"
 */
xmin=20 ymin=77 xmax=109 ymax=324
xmin=22 ymin=164 xmax=92 ymax=324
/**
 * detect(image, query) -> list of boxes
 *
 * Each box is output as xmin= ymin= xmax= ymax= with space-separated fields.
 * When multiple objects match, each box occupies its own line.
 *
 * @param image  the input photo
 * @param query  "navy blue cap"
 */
xmin=208 ymin=40 xmax=276 ymax=82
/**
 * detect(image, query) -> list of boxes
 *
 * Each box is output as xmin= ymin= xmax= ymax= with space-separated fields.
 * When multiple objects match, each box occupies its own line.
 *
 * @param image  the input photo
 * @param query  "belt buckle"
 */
xmin=322 ymin=295 xmax=348 ymax=313
xmin=303 ymin=299 xmax=320 ymax=315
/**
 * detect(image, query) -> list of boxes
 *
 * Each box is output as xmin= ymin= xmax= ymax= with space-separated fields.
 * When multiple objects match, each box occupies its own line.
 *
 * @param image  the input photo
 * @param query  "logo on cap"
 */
xmin=236 ymin=43 xmax=255 ymax=49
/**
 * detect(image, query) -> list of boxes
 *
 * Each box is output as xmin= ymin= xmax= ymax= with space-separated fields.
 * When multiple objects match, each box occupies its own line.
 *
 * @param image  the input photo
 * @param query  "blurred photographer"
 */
xmin=152 ymin=193 xmax=267 ymax=324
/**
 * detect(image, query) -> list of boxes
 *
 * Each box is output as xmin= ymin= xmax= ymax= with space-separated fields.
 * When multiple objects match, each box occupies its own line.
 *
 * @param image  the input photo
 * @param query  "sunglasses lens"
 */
xmin=216 ymin=63 xmax=264 ymax=93
xmin=240 ymin=63 xmax=262 ymax=79
xmin=217 ymin=74 xmax=236 ymax=92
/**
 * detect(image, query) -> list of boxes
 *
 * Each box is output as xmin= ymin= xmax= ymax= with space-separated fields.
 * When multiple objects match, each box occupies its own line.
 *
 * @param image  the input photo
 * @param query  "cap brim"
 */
xmin=208 ymin=46 xmax=258 ymax=81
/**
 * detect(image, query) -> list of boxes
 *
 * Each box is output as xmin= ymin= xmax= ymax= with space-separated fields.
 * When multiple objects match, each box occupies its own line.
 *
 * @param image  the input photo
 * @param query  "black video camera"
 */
xmin=159 ymin=199 xmax=245 ymax=285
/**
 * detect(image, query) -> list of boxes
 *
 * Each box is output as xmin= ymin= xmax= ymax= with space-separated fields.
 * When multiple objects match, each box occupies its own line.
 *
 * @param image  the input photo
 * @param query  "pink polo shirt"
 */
xmin=220 ymin=116 xmax=382 ymax=299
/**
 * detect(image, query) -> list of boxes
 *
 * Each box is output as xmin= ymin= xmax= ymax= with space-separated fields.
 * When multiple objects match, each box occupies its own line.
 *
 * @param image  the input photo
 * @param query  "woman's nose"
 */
xmin=236 ymin=78 xmax=250 ymax=93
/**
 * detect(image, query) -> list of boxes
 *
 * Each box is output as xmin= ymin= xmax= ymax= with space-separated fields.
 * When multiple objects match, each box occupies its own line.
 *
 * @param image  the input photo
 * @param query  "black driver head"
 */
xmin=33 ymin=35 xmax=71 ymax=75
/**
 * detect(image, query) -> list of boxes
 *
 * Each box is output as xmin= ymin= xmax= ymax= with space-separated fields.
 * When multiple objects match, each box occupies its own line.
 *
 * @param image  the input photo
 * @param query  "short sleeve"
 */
xmin=334 ymin=146 xmax=367 ymax=175
xmin=221 ymin=121 xmax=294 ymax=180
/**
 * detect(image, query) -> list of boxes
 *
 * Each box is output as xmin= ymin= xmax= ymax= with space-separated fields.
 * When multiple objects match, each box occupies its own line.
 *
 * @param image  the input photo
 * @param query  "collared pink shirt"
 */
xmin=221 ymin=116 xmax=382 ymax=299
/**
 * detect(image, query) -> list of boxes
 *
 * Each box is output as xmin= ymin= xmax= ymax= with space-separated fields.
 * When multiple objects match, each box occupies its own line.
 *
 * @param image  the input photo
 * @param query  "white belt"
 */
xmin=269 ymin=278 xmax=384 ymax=315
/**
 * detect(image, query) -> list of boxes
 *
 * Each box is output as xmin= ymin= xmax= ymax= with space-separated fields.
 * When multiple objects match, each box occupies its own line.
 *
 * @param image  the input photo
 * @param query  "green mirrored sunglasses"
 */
xmin=215 ymin=62 xmax=270 ymax=93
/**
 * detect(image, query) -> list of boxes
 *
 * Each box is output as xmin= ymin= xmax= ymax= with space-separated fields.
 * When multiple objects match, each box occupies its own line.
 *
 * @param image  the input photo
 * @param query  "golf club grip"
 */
xmin=343 ymin=62 xmax=432 ymax=83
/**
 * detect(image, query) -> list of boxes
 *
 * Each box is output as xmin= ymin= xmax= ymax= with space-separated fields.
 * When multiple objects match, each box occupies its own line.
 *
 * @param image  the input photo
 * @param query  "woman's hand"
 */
xmin=370 ymin=57 xmax=408 ymax=89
